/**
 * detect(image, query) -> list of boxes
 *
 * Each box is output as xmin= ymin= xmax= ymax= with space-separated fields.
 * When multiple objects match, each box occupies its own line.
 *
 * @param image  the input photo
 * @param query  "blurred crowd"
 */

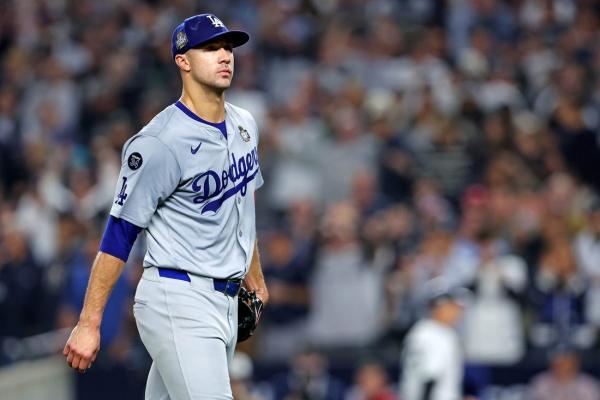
xmin=2 ymin=0 xmax=600 ymax=398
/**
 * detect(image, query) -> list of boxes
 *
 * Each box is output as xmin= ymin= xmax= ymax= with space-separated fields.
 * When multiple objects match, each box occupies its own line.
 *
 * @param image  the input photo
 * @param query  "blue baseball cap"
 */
xmin=171 ymin=14 xmax=249 ymax=59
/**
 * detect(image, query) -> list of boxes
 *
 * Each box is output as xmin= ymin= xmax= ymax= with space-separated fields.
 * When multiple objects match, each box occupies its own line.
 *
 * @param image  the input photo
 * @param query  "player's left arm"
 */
xmin=243 ymin=240 xmax=269 ymax=305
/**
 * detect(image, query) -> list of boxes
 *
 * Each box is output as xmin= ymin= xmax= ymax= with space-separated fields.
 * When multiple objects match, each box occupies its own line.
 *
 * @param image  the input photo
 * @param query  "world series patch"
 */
xmin=238 ymin=126 xmax=250 ymax=142
xmin=176 ymin=31 xmax=188 ymax=50
xmin=128 ymin=152 xmax=143 ymax=170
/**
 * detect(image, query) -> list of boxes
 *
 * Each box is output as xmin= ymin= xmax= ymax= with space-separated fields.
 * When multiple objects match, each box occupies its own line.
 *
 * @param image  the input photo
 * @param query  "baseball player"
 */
xmin=401 ymin=285 xmax=470 ymax=400
xmin=62 ymin=14 xmax=269 ymax=400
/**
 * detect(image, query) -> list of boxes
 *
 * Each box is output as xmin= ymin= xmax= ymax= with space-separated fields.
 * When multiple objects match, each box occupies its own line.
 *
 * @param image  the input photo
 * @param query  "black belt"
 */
xmin=157 ymin=267 xmax=242 ymax=297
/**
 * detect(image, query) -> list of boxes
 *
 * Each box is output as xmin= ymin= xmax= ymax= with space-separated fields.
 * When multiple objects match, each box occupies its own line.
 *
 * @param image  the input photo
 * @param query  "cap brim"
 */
xmin=192 ymin=30 xmax=249 ymax=49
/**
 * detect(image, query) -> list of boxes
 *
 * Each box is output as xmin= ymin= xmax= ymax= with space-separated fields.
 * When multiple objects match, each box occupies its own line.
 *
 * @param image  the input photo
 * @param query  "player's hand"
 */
xmin=254 ymin=287 xmax=269 ymax=306
xmin=63 ymin=323 xmax=101 ymax=373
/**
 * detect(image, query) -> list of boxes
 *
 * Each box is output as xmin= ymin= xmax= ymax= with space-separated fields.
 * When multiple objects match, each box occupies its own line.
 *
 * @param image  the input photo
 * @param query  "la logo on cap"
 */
xmin=206 ymin=15 xmax=225 ymax=28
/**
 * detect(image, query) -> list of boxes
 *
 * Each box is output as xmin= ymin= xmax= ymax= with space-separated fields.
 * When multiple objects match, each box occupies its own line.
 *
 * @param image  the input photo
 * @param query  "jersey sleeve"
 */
xmin=109 ymin=135 xmax=181 ymax=228
xmin=99 ymin=216 xmax=143 ymax=262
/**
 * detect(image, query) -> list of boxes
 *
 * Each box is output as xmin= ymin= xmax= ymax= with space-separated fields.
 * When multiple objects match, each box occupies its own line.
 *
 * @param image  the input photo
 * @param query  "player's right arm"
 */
xmin=62 ymin=251 xmax=125 ymax=372
xmin=63 ymin=134 xmax=180 ymax=372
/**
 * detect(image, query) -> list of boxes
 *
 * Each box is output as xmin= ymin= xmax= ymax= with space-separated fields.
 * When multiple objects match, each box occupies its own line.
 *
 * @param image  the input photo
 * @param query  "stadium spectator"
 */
xmin=258 ymin=229 xmax=312 ymax=361
xmin=346 ymin=360 xmax=397 ymax=400
xmin=308 ymin=202 xmax=385 ymax=349
xmin=463 ymin=228 xmax=528 ymax=365
xmin=528 ymin=239 xmax=595 ymax=350
xmin=529 ymin=347 xmax=600 ymax=400
xmin=229 ymin=351 xmax=268 ymax=400
xmin=574 ymin=198 xmax=600 ymax=326
xmin=0 ymin=228 xmax=44 ymax=340
xmin=268 ymin=347 xmax=346 ymax=400
xmin=400 ymin=283 xmax=469 ymax=400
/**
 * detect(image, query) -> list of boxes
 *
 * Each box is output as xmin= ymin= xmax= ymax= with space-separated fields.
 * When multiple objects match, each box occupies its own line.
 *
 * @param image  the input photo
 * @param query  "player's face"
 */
xmin=433 ymin=301 xmax=464 ymax=326
xmin=186 ymin=39 xmax=235 ymax=91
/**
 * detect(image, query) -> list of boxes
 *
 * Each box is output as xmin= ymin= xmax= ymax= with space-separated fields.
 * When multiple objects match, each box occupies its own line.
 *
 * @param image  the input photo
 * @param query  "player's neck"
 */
xmin=180 ymin=87 xmax=226 ymax=123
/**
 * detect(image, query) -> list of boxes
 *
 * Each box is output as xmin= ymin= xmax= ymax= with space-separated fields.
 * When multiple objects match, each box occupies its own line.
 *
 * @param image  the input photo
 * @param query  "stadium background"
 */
xmin=2 ymin=0 xmax=600 ymax=399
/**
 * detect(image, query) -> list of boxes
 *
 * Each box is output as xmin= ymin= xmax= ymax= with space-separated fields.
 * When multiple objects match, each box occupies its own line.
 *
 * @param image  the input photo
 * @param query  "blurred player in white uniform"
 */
xmin=401 ymin=286 xmax=470 ymax=400
xmin=63 ymin=13 xmax=269 ymax=400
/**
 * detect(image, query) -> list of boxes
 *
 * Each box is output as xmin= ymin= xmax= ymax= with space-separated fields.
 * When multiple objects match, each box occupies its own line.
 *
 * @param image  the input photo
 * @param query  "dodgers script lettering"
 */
xmin=191 ymin=147 xmax=259 ymax=214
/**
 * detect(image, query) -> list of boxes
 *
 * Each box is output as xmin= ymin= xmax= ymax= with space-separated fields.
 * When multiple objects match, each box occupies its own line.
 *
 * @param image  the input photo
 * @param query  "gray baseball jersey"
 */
xmin=109 ymin=101 xmax=263 ymax=278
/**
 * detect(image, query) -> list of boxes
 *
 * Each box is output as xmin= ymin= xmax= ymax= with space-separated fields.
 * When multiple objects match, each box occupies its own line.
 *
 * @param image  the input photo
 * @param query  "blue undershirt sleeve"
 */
xmin=99 ymin=215 xmax=143 ymax=262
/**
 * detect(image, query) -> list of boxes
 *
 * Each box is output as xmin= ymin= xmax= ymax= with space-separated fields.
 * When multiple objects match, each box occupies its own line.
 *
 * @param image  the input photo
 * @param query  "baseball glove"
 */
xmin=237 ymin=287 xmax=263 ymax=342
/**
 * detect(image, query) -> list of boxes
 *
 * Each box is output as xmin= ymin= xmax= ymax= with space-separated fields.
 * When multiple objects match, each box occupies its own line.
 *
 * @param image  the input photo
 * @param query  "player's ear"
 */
xmin=175 ymin=54 xmax=191 ymax=72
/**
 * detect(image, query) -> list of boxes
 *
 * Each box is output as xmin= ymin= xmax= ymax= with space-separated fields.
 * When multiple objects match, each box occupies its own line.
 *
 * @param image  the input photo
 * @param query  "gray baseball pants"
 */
xmin=133 ymin=267 xmax=238 ymax=400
